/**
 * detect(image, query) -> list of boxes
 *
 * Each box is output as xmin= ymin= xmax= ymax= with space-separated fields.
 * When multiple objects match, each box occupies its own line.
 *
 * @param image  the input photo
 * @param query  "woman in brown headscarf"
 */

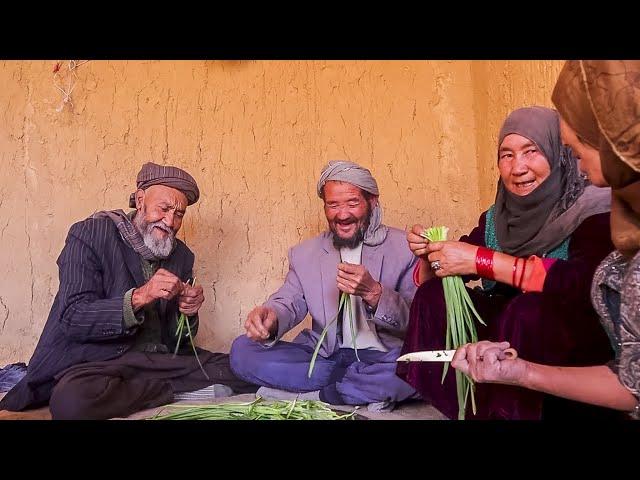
xmin=451 ymin=60 xmax=640 ymax=419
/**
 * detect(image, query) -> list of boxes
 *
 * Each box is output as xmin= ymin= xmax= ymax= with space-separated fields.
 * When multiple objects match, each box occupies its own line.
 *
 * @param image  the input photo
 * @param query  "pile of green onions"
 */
xmin=173 ymin=277 xmax=209 ymax=380
xmin=149 ymin=396 xmax=357 ymax=420
xmin=422 ymin=226 xmax=486 ymax=420
xmin=308 ymin=291 xmax=359 ymax=378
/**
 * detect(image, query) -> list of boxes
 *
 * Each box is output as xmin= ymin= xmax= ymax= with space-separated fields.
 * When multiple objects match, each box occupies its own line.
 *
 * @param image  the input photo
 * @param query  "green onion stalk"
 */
xmin=149 ymin=396 xmax=358 ymax=420
xmin=173 ymin=277 xmax=209 ymax=380
xmin=422 ymin=226 xmax=486 ymax=420
xmin=308 ymin=291 xmax=359 ymax=378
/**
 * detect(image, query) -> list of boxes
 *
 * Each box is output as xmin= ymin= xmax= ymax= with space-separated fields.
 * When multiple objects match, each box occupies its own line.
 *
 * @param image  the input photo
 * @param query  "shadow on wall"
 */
xmin=204 ymin=60 xmax=254 ymax=72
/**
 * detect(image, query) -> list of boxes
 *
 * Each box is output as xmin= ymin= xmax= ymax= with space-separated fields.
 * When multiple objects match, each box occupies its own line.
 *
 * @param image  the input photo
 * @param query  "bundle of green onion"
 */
xmin=308 ymin=291 xmax=359 ymax=378
xmin=149 ymin=396 xmax=357 ymax=420
xmin=422 ymin=226 xmax=486 ymax=420
xmin=173 ymin=277 xmax=209 ymax=380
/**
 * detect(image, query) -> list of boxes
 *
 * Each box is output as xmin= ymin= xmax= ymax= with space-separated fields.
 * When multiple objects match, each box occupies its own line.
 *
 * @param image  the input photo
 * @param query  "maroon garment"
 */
xmin=397 ymin=212 xmax=620 ymax=420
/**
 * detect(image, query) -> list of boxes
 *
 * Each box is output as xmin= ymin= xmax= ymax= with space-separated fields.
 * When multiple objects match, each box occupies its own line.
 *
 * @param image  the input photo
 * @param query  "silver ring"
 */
xmin=431 ymin=260 xmax=442 ymax=271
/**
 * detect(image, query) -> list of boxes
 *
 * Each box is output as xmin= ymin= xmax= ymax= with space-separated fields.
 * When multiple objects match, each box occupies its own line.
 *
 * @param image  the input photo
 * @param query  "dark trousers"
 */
xmin=49 ymin=349 xmax=258 ymax=420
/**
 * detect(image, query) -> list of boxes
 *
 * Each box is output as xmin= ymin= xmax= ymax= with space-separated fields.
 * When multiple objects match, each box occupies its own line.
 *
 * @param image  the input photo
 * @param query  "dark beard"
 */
xmin=332 ymin=224 xmax=367 ymax=249
xmin=331 ymin=205 xmax=372 ymax=249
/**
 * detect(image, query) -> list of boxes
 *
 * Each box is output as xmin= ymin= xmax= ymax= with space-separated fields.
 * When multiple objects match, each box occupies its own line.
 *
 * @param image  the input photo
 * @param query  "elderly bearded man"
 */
xmin=230 ymin=161 xmax=417 ymax=411
xmin=0 ymin=162 xmax=257 ymax=419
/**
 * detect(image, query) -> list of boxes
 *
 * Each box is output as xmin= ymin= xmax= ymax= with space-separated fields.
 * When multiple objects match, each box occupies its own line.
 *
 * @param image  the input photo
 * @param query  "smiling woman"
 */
xmin=448 ymin=59 xmax=640 ymax=421
xmin=398 ymin=106 xmax=618 ymax=420
xmin=498 ymin=134 xmax=551 ymax=195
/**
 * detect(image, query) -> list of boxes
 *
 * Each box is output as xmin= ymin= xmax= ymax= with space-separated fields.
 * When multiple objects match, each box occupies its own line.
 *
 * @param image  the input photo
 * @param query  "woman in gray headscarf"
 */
xmin=397 ymin=106 xmax=617 ymax=420
xmin=451 ymin=60 xmax=640 ymax=420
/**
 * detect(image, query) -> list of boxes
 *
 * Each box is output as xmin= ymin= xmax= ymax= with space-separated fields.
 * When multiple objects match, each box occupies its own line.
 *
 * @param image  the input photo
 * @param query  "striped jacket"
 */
xmin=0 ymin=216 xmax=195 ymax=410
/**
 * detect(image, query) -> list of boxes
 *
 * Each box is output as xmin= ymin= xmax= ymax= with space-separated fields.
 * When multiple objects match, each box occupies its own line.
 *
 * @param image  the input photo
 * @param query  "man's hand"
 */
xmin=178 ymin=283 xmax=204 ymax=316
xmin=337 ymin=263 xmax=383 ymax=308
xmin=132 ymin=268 xmax=184 ymax=311
xmin=244 ymin=306 xmax=278 ymax=343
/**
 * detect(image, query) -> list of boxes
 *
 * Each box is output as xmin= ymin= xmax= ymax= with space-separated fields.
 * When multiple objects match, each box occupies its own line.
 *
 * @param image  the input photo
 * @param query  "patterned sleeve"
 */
xmin=619 ymin=251 xmax=640 ymax=418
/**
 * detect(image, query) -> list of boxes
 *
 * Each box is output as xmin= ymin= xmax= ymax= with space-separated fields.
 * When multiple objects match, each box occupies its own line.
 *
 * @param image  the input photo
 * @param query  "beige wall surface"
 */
xmin=0 ymin=60 xmax=563 ymax=363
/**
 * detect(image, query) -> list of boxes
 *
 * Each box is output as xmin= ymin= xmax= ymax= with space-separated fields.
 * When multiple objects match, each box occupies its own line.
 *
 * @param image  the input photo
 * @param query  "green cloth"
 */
xmin=120 ymin=209 xmax=195 ymax=353
xmin=132 ymin=258 xmax=167 ymax=352
xmin=121 ymin=255 xmax=177 ymax=353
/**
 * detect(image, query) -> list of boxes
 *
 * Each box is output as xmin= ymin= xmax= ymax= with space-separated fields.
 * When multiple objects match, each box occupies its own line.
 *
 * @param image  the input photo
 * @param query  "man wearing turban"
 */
xmin=230 ymin=161 xmax=417 ymax=411
xmin=0 ymin=162 xmax=257 ymax=419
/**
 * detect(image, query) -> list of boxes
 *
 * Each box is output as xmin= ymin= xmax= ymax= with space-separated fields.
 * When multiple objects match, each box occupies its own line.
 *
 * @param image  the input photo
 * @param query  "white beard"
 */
xmin=134 ymin=213 xmax=176 ymax=259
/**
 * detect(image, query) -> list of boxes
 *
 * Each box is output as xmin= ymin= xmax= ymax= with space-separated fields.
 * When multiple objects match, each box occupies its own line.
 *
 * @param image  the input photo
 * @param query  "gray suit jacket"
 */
xmin=264 ymin=227 xmax=418 ymax=356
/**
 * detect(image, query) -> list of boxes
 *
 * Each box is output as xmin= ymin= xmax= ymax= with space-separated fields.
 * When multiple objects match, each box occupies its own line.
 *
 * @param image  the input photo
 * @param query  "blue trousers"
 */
xmin=230 ymin=335 xmax=416 ymax=405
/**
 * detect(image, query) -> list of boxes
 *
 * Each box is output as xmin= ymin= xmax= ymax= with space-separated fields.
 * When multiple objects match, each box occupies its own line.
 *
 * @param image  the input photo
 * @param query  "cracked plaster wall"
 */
xmin=0 ymin=60 xmax=563 ymax=363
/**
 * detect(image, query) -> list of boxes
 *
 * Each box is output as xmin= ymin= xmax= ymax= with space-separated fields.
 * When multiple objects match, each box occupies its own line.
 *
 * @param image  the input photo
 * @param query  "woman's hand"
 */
xmin=407 ymin=224 xmax=430 ymax=260
xmin=451 ymin=341 xmax=527 ymax=386
xmin=425 ymin=240 xmax=479 ymax=277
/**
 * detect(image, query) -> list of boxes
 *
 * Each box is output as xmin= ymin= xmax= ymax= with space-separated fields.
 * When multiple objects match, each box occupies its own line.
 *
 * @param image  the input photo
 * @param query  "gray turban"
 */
xmin=129 ymin=162 xmax=200 ymax=208
xmin=316 ymin=160 xmax=388 ymax=246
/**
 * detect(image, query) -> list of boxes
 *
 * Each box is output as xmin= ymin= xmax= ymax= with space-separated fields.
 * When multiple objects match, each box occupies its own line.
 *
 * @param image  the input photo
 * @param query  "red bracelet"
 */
xmin=412 ymin=260 xmax=422 ymax=287
xmin=512 ymin=257 xmax=520 ymax=287
xmin=518 ymin=258 xmax=528 ymax=290
xmin=475 ymin=247 xmax=495 ymax=280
